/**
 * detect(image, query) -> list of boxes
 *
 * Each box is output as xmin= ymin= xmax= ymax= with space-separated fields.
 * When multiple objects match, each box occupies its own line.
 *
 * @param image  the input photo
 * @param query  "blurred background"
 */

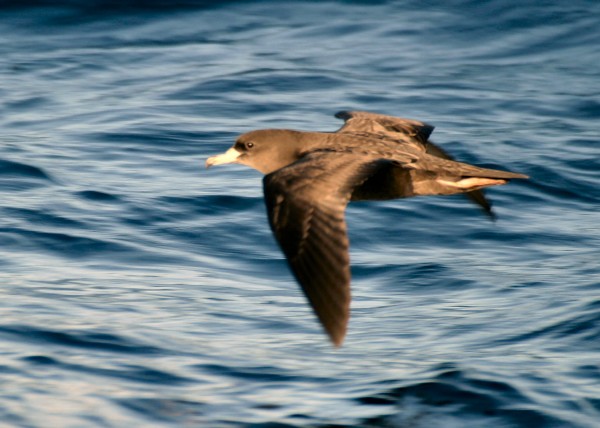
xmin=0 ymin=1 xmax=598 ymax=426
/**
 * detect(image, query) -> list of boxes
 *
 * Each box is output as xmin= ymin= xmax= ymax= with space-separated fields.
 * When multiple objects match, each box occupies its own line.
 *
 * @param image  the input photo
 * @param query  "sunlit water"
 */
xmin=1 ymin=1 xmax=599 ymax=426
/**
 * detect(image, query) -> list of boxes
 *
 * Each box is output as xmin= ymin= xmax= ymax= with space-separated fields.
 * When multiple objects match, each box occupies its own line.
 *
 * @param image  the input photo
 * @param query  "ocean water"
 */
xmin=1 ymin=0 xmax=599 ymax=426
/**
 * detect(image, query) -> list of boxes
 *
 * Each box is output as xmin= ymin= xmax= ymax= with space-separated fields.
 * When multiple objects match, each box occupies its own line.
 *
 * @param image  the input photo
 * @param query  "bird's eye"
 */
xmin=246 ymin=142 xmax=254 ymax=149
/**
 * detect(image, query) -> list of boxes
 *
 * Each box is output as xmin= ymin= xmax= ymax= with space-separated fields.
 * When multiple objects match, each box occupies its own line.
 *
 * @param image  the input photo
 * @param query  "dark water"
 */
xmin=1 ymin=1 xmax=599 ymax=426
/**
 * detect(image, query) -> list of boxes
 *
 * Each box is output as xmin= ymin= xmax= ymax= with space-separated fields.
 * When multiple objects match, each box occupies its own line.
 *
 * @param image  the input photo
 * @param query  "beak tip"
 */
xmin=204 ymin=148 xmax=241 ymax=170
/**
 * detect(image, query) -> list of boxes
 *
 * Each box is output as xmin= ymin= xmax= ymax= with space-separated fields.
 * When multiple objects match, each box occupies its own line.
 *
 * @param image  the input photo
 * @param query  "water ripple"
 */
xmin=0 ymin=1 xmax=599 ymax=427
xmin=1 ymin=324 xmax=164 ymax=354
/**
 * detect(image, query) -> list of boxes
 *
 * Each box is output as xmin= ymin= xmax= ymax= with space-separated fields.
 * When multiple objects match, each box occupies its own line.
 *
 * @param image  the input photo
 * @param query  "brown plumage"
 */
xmin=206 ymin=111 xmax=528 ymax=346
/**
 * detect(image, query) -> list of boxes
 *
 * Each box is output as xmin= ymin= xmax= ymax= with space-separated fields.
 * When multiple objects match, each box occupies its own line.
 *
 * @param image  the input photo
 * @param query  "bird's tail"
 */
xmin=436 ymin=163 xmax=528 ymax=191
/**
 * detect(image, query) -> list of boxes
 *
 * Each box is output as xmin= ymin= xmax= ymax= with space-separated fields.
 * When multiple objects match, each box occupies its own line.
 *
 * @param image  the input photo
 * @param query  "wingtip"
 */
xmin=325 ymin=325 xmax=347 ymax=348
xmin=330 ymin=334 xmax=345 ymax=348
xmin=334 ymin=110 xmax=351 ymax=120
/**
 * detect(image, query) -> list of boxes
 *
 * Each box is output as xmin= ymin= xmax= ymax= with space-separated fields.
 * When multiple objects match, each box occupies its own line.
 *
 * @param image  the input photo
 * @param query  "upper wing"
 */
xmin=335 ymin=110 xmax=434 ymax=144
xmin=263 ymin=151 xmax=382 ymax=346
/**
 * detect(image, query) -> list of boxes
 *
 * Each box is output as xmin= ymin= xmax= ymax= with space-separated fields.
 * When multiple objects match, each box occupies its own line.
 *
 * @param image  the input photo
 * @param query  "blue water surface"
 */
xmin=1 ymin=1 xmax=599 ymax=426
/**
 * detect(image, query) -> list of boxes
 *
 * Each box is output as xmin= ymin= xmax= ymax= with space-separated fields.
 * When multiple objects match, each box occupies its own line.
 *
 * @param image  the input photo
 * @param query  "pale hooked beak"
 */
xmin=205 ymin=148 xmax=242 ymax=169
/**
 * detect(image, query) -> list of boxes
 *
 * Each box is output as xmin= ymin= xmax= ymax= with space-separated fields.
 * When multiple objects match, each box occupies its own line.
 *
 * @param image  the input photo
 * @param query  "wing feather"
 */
xmin=263 ymin=152 xmax=382 ymax=346
xmin=335 ymin=110 xmax=434 ymax=144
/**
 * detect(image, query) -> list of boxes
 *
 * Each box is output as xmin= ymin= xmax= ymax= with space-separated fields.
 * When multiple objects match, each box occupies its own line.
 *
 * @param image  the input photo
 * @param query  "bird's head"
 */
xmin=206 ymin=129 xmax=304 ymax=175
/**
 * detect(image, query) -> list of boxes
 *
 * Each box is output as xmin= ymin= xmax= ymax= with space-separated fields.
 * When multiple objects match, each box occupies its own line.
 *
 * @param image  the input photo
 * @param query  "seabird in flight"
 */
xmin=206 ymin=111 xmax=528 ymax=346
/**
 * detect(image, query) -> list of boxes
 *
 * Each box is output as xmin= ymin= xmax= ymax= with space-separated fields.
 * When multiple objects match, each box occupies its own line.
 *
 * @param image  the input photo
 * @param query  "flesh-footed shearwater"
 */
xmin=206 ymin=111 xmax=528 ymax=346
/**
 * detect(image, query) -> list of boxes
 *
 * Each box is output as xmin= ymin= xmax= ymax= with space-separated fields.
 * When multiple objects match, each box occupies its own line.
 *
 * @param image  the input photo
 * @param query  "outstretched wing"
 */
xmin=263 ymin=151 xmax=383 ymax=346
xmin=335 ymin=110 xmax=434 ymax=144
